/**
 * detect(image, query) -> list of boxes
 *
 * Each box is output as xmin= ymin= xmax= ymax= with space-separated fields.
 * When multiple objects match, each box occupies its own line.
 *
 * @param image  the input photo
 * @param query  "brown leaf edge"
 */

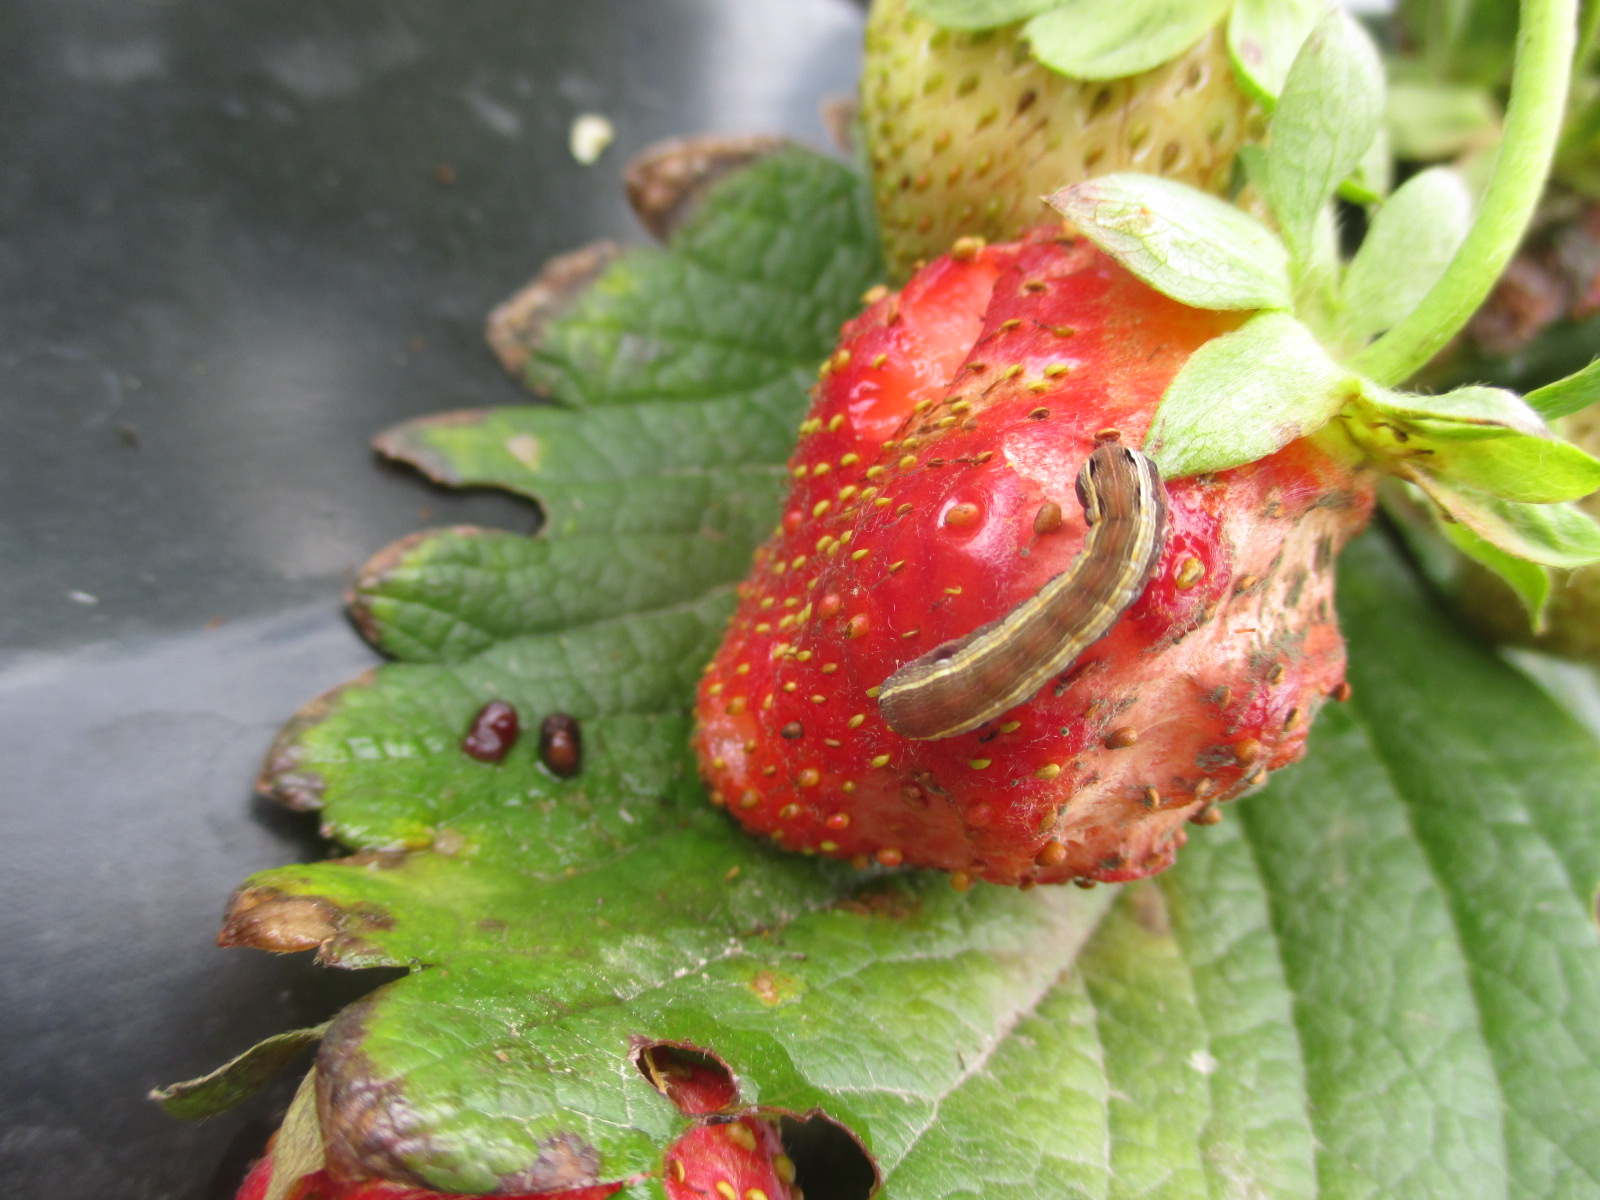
xmin=486 ymin=243 xmax=623 ymax=380
xmin=623 ymin=133 xmax=793 ymax=242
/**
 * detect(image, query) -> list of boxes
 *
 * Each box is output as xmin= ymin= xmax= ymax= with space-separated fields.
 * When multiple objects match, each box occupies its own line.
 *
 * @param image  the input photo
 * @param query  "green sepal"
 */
xmin=1022 ymin=0 xmax=1231 ymax=81
xmin=1147 ymin=311 xmax=1356 ymax=478
xmin=1357 ymin=385 xmax=1600 ymax=504
xmin=1048 ymin=173 xmax=1292 ymax=311
xmin=1226 ymin=0 xmax=1320 ymax=104
xmin=1386 ymin=477 xmax=1556 ymax=629
xmin=1526 ymin=357 xmax=1600 ymax=419
xmin=1264 ymin=8 xmax=1386 ymax=264
xmin=1407 ymin=468 xmax=1600 ymax=568
xmin=151 ymin=1024 xmax=329 ymax=1119
xmin=1338 ymin=167 xmax=1474 ymax=344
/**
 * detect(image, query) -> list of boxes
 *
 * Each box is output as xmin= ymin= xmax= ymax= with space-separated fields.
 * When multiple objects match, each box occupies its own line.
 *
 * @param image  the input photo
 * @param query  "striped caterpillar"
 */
xmin=877 ymin=439 xmax=1169 ymax=741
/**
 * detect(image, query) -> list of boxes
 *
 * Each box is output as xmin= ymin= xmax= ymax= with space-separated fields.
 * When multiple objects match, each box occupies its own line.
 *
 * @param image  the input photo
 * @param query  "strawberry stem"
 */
xmin=1352 ymin=0 xmax=1577 ymax=387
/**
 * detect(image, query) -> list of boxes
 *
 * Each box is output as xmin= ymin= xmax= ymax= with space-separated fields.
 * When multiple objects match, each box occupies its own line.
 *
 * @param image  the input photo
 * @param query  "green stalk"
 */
xmin=1351 ymin=0 xmax=1577 ymax=387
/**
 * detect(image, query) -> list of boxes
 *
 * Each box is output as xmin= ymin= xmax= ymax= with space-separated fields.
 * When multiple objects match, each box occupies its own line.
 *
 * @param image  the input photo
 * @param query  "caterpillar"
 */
xmin=877 ymin=439 xmax=1168 ymax=741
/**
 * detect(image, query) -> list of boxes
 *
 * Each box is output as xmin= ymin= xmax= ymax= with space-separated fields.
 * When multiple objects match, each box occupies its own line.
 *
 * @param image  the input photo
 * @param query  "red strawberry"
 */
xmin=662 ymin=1118 xmax=797 ymax=1200
xmin=694 ymin=229 xmax=1373 ymax=886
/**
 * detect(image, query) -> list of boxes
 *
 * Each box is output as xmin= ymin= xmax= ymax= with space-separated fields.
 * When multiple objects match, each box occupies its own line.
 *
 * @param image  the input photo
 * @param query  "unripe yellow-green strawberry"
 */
xmin=1454 ymin=406 xmax=1600 ymax=662
xmin=863 ymin=0 xmax=1259 ymax=280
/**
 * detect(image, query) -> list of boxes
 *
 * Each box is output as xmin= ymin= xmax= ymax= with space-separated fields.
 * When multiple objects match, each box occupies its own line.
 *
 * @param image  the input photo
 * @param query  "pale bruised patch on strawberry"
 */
xmin=694 ymin=230 xmax=1373 ymax=886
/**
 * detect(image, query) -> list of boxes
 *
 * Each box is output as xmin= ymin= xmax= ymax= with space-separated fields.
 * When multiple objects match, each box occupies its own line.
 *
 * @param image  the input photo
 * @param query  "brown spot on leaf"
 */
xmin=832 ymin=881 xmax=922 ymax=921
xmin=485 ymin=242 xmax=623 ymax=377
xmin=316 ymin=1002 xmax=435 ymax=1190
xmin=748 ymin=966 xmax=800 ymax=1004
xmin=624 ymin=134 xmax=791 ymax=241
xmin=497 ymin=1132 xmax=605 ymax=1194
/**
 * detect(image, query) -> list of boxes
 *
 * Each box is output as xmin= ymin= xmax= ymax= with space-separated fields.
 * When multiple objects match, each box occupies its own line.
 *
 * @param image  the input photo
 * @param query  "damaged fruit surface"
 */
xmin=188 ymin=149 xmax=1600 ymax=1200
xmin=693 ymin=230 xmax=1372 ymax=886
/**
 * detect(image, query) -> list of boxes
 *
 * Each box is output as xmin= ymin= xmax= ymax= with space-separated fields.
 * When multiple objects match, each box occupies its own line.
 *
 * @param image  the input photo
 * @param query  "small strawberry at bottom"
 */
xmin=694 ymin=230 xmax=1373 ymax=886
xmin=233 ymin=1118 xmax=794 ymax=1200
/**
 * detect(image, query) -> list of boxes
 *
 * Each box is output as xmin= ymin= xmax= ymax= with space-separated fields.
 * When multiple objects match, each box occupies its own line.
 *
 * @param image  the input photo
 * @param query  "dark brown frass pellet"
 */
xmin=463 ymin=700 xmax=519 ymax=763
xmin=539 ymin=712 xmax=583 ymax=778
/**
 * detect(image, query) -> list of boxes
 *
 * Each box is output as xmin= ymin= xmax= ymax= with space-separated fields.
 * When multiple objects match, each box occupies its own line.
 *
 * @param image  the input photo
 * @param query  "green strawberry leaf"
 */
xmin=1022 ymin=0 xmax=1232 ymax=82
xmin=905 ymin=0 xmax=1054 ymax=29
xmin=1338 ymin=166 xmax=1474 ymax=344
xmin=1047 ymin=173 xmax=1293 ymax=311
xmin=225 ymin=515 xmax=1600 ymax=1198
xmin=522 ymin=151 xmax=883 ymax=410
xmin=1146 ymin=311 xmax=1356 ymax=478
xmin=1264 ymin=9 xmax=1386 ymax=265
xmin=1527 ymin=356 xmax=1600 ymax=419
xmin=1407 ymin=468 xmax=1600 ymax=568
xmin=150 ymin=1023 xmax=328 ymax=1120
xmin=191 ymin=149 xmax=1600 ymax=1200
xmin=1356 ymin=385 xmax=1600 ymax=504
xmin=1226 ymin=0 xmax=1320 ymax=104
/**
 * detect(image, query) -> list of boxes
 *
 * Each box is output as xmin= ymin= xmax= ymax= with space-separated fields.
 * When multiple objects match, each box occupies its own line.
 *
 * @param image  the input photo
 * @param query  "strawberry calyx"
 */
xmin=903 ymin=0 xmax=1318 ymax=105
xmin=1041 ymin=0 xmax=1599 ymax=625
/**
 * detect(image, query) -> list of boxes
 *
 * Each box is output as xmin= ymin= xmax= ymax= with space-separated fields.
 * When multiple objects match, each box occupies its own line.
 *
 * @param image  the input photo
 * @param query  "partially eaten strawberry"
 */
xmin=693 ymin=230 xmax=1373 ymax=886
